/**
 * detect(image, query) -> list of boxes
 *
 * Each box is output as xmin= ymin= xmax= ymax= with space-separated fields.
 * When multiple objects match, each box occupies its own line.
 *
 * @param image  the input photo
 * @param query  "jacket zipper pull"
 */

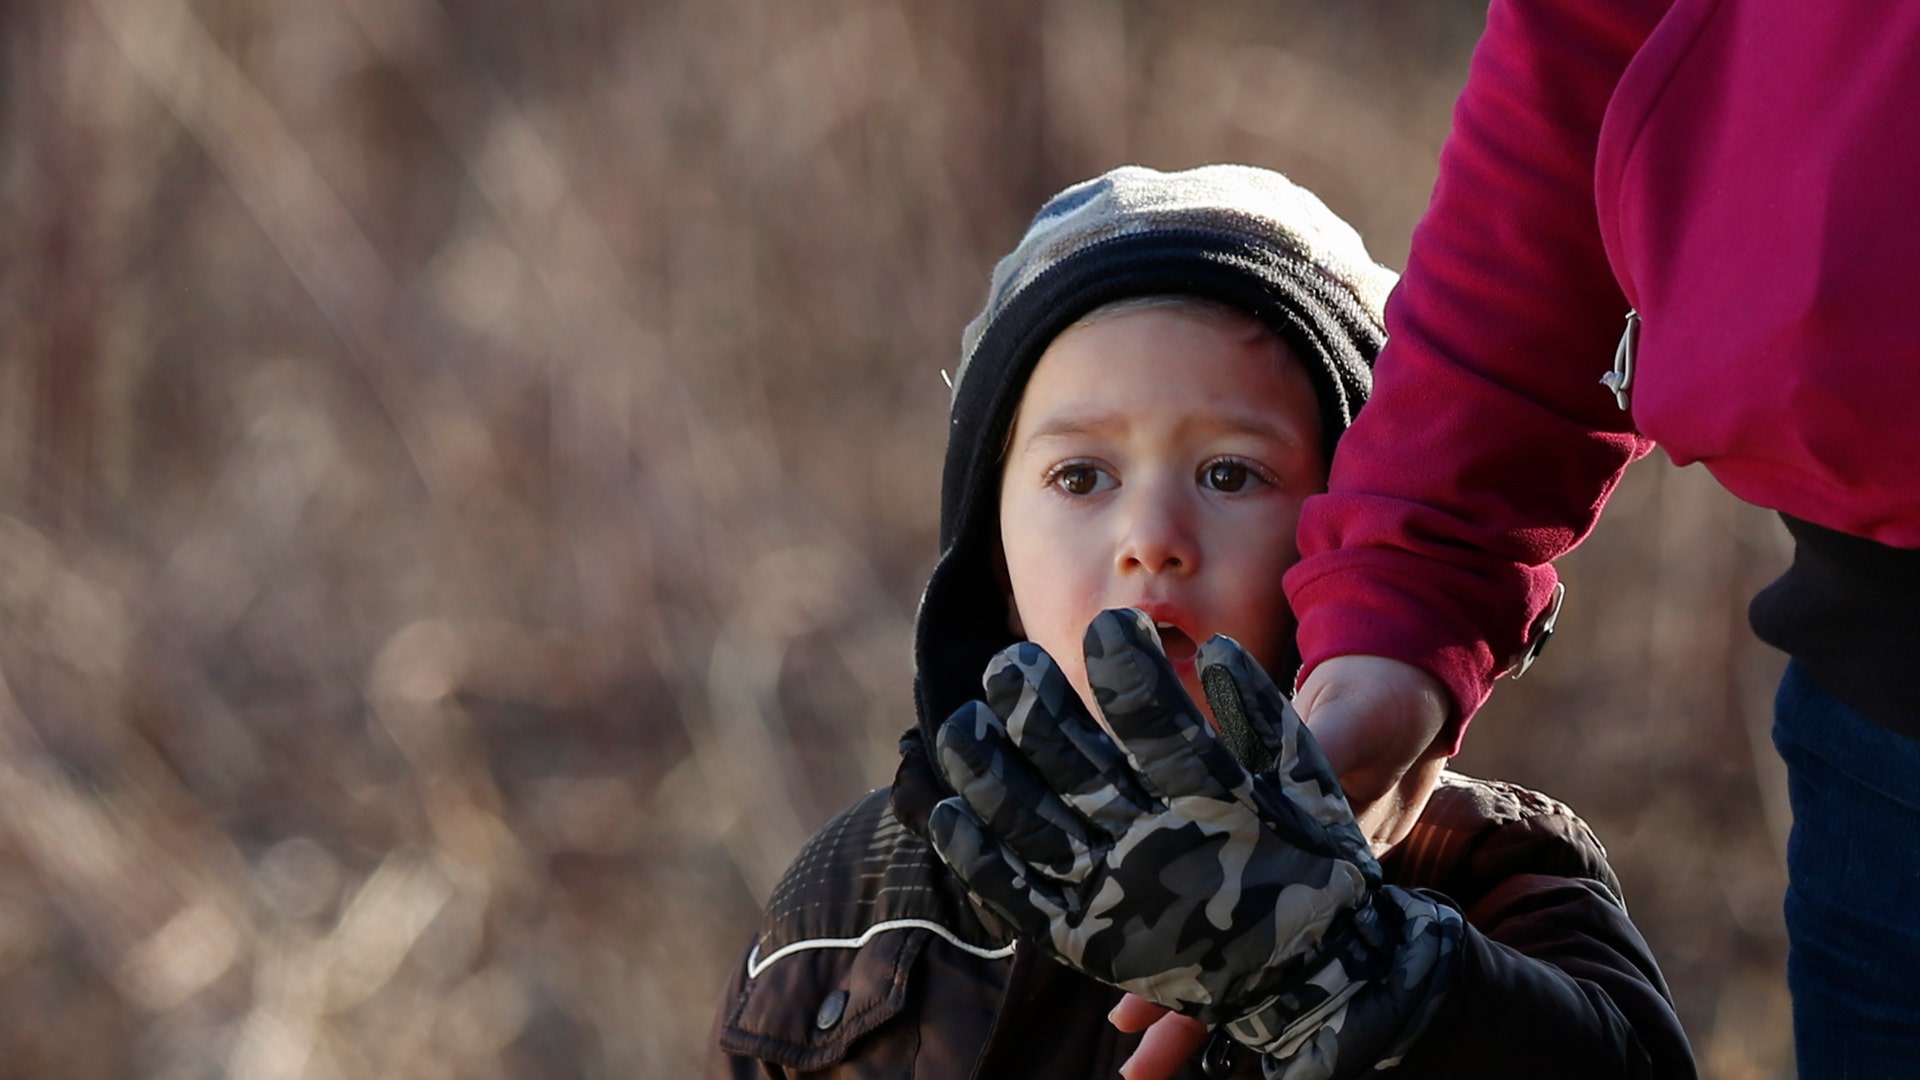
xmin=1600 ymin=310 xmax=1638 ymax=411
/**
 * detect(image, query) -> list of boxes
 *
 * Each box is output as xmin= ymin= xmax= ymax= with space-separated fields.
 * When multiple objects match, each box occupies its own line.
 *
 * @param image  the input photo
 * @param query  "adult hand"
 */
xmin=1294 ymin=655 xmax=1451 ymax=853
xmin=927 ymin=610 xmax=1462 ymax=1075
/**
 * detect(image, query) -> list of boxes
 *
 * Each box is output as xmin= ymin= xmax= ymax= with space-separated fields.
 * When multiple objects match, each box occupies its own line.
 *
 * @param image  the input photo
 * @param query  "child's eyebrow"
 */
xmin=1018 ymin=413 xmax=1125 ymax=444
xmin=1015 ymin=409 xmax=1312 ymax=450
xmin=1193 ymin=409 xmax=1311 ymax=446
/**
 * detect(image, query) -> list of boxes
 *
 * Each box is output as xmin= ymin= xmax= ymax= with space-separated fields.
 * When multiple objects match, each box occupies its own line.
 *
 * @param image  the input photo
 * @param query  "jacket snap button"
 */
xmin=1201 ymin=1029 xmax=1240 ymax=1077
xmin=815 ymin=989 xmax=850 ymax=1031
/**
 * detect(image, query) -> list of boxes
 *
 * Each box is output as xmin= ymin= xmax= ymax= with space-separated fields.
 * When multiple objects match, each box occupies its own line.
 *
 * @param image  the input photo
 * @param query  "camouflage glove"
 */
xmin=926 ymin=609 xmax=1463 ymax=1080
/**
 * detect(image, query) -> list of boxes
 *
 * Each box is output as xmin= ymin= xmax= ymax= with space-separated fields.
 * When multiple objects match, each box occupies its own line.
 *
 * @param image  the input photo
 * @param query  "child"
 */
xmin=705 ymin=165 xmax=1696 ymax=1079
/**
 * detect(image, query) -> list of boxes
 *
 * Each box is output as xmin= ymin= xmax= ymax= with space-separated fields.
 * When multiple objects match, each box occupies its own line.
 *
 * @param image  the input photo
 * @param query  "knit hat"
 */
xmin=911 ymin=164 xmax=1398 ymax=750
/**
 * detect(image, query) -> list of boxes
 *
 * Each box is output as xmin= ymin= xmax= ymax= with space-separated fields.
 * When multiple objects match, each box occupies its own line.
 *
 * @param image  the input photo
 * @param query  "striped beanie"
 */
xmin=913 ymin=163 xmax=1399 ymax=742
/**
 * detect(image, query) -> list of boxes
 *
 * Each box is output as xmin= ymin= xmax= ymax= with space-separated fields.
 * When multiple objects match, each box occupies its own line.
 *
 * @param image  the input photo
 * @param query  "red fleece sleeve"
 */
xmin=1286 ymin=0 xmax=1667 ymax=742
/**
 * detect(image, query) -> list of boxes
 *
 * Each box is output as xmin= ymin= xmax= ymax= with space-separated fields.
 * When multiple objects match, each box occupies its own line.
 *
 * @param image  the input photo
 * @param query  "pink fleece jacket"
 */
xmin=1284 ymin=0 xmax=1920 ymax=740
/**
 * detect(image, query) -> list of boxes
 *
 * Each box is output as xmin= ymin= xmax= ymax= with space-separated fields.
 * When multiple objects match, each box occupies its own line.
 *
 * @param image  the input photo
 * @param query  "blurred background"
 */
xmin=0 ymin=0 xmax=1792 ymax=1076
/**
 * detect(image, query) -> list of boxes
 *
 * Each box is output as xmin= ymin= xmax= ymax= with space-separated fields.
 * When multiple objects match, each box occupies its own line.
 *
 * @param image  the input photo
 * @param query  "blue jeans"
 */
xmin=1773 ymin=660 xmax=1920 ymax=1079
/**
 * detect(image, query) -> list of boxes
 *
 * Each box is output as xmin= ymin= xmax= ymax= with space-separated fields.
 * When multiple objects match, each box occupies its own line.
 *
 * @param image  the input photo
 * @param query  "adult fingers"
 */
xmin=1108 ymin=992 xmax=1171 ymax=1033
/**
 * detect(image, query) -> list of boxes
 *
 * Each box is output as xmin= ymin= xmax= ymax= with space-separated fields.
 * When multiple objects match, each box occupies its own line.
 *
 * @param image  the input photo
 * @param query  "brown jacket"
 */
xmin=706 ymin=771 xmax=1696 ymax=1079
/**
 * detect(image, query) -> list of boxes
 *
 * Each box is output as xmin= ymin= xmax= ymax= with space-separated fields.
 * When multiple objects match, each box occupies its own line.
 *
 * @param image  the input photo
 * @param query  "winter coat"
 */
xmin=706 ymin=764 xmax=1696 ymax=1079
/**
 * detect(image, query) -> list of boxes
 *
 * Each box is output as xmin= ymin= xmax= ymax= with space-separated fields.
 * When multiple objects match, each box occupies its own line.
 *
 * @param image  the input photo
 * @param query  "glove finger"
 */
xmin=1081 ymin=608 xmax=1248 ymax=805
xmin=984 ymin=640 xmax=1083 ymax=729
xmin=926 ymin=797 xmax=1069 ymax=941
xmin=1196 ymin=641 xmax=1281 ymax=775
xmin=936 ymin=700 xmax=1102 ymax=883
xmin=1197 ymin=635 xmax=1341 ymax=822
xmin=1198 ymin=648 xmax=1343 ymax=849
xmin=1198 ymin=637 xmax=1379 ymax=877
xmin=985 ymin=642 xmax=1159 ymax=834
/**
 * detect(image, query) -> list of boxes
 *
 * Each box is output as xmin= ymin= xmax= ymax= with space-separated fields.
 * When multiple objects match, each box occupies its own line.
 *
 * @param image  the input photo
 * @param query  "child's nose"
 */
xmin=1116 ymin=496 xmax=1198 ymax=576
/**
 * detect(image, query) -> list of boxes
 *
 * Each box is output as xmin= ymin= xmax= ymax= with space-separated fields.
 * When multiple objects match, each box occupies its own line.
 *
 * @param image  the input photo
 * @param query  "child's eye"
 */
xmin=1048 ymin=463 xmax=1114 ymax=496
xmin=1200 ymin=458 xmax=1268 ymax=493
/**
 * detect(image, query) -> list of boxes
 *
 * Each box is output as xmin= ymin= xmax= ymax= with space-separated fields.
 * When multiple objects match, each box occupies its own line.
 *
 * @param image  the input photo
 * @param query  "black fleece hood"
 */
xmin=910 ymin=164 xmax=1398 ymax=760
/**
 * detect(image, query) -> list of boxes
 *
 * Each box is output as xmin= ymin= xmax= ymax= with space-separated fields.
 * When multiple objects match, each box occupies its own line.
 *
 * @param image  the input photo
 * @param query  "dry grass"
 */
xmin=0 ymin=1 xmax=1788 ymax=1075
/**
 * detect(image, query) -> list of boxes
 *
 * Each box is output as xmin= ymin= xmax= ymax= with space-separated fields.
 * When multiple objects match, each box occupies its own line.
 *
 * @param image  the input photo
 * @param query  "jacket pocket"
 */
xmin=717 ymin=925 xmax=932 ymax=1074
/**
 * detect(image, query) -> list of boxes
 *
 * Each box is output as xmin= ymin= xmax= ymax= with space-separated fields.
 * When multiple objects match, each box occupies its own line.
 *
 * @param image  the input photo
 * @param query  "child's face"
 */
xmin=998 ymin=306 xmax=1327 ymax=720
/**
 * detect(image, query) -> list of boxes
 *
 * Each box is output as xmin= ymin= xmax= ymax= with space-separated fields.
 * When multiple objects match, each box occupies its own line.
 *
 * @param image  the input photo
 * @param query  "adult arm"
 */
xmin=1285 ymin=0 xmax=1671 ymax=746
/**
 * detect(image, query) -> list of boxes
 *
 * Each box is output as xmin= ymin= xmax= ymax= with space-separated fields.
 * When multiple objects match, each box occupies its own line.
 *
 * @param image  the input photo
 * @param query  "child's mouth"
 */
xmin=1154 ymin=622 xmax=1199 ymax=662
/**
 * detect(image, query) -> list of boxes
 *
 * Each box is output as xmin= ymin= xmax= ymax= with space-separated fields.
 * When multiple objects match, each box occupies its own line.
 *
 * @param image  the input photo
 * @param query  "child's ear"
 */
xmin=991 ymin=539 xmax=1024 ymax=637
